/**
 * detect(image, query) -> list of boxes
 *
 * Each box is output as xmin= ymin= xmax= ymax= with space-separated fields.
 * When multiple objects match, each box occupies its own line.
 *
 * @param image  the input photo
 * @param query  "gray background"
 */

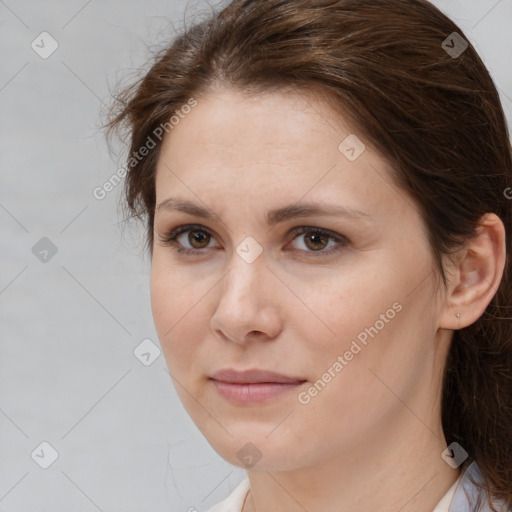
xmin=1 ymin=0 xmax=511 ymax=510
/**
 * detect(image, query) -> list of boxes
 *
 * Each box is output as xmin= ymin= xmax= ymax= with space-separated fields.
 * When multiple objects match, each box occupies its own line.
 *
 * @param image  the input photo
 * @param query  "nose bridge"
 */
xmin=211 ymin=241 xmax=281 ymax=342
xmin=222 ymin=242 xmax=267 ymax=304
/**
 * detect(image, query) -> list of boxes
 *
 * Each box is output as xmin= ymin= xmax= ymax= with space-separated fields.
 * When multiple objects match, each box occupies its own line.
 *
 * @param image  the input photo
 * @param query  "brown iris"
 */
xmin=303 ymin=231 xmax=329 ymax=251
xmin=188 ymin=230 xmax=210 ymax=249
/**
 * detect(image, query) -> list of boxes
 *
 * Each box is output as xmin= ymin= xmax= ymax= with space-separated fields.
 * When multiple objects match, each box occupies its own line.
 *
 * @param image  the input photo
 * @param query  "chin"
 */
xmin=199 ymin=425 xmax=310 ymax=472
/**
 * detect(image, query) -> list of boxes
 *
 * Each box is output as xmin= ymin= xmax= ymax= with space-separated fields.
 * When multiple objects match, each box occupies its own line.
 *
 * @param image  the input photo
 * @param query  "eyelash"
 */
xmin=157 ymin=224 xmax=349 ymax=258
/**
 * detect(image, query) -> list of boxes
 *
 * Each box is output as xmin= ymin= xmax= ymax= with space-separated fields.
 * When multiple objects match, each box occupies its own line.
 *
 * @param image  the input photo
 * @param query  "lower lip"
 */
xmin=211 ymin=380 xmax=306 ymax=404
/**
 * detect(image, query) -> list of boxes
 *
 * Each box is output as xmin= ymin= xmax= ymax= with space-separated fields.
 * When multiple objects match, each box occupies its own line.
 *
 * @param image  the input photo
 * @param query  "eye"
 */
xmin=156 ymin=224 xmax=349 ymax=257
xmin=157 ymin=224 xmax=218 ymax=254
xmin=286 ymin=226 xmax=348 ymax=256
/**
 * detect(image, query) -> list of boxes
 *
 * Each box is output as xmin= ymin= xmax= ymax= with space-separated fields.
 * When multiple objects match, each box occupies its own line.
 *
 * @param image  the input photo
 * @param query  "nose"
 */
xmin=210 ymin=251 xmax=283 ymax=345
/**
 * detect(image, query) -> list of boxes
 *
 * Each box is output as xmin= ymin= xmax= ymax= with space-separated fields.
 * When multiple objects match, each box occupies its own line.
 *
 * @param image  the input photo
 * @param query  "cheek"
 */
xmin=295 ymin=266 xmax=397 ymax=350
xmin=298 ymin=269 xmax=436 ymax=425
xmin=150 ymin=257 xmax=206 ymax=330
xmin=150 ymin=263 xmax=202 ymax=369
xmin=295 ymin=259 xmax=429 ymax=394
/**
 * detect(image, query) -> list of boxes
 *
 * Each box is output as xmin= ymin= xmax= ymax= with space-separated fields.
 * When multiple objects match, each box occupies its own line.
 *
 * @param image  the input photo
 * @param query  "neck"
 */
xmin=242 ymin=416 xmax=461 ymax=512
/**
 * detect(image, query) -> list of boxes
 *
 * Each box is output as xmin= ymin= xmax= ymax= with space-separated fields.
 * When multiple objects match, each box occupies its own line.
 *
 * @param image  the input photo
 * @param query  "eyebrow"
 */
xmin=155 ymin=198 xmax=370 ymax=226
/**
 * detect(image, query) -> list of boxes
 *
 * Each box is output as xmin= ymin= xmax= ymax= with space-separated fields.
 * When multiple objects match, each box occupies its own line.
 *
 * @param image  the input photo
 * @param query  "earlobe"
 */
xmin=439 ymin=213 xmax=506 ymax=330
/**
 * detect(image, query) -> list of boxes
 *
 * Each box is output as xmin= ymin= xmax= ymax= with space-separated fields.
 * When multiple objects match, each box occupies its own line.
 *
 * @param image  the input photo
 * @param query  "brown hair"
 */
xmin=105 ymin=0 xmax=512 ymax=509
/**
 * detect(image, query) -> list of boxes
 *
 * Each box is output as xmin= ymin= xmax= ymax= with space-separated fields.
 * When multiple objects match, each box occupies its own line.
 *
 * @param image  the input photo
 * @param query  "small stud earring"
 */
xmin=456 ymin=313 xmax=461 ymax=318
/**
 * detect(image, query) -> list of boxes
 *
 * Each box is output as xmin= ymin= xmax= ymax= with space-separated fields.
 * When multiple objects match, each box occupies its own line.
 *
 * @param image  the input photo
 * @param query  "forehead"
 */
xmin=161 ymin=90 xmax=359 ymax=176
xmin=154 ymin=87 xmax=407 ymax=223
xmin=161 ymin=87 xmax=353 ymax=152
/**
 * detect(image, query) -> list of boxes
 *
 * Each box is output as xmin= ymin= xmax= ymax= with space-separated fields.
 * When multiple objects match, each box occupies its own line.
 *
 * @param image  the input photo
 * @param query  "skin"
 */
xmin=150 ymin=87 xmax=506 ymax=512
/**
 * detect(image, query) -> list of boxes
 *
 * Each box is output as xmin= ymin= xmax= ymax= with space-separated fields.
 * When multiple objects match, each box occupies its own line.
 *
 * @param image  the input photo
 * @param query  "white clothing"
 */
xmin=207 ymin=477 xmax=249 ymax=512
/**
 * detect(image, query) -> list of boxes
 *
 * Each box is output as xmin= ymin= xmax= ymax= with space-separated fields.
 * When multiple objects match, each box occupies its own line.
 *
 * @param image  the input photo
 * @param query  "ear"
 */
xmin=439 ymin=213 xmax=506 ymax=330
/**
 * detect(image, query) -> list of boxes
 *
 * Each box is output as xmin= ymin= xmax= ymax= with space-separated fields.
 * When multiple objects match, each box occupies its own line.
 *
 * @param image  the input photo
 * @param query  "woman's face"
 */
xmin=151 ymin=87 xmax=450 ymax=471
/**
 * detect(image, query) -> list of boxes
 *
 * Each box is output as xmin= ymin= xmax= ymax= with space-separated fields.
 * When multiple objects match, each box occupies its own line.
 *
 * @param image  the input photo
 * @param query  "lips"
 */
xmin=210 ymin=368 xmax=306 ymax=384
xmin=209 ymin=369 xmax=307 ymax=404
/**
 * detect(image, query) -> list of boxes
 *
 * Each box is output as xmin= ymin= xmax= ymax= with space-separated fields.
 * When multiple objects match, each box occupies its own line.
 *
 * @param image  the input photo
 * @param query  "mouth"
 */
xmin=209 ymin=368 xmax=307 ymax=404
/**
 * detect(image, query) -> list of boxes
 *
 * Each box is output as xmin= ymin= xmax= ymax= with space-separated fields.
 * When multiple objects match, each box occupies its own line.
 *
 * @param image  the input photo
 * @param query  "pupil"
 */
xmin=307 ymin=232 xmax=326 ymax=250
xmin=191 ymin=231 xmax=208 ymax=248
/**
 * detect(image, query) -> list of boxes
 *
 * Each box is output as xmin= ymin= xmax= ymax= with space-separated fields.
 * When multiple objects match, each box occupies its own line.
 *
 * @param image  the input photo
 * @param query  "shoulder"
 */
xmin=206 ymin=477 xmax=250 ymax=512
xmin=449 ymin=461 xmax=510 ymax=512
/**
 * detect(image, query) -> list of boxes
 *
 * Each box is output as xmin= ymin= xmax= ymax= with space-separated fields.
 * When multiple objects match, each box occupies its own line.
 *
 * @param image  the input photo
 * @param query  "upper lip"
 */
xmin=210 ymin=368 xmax=306 ymax=384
